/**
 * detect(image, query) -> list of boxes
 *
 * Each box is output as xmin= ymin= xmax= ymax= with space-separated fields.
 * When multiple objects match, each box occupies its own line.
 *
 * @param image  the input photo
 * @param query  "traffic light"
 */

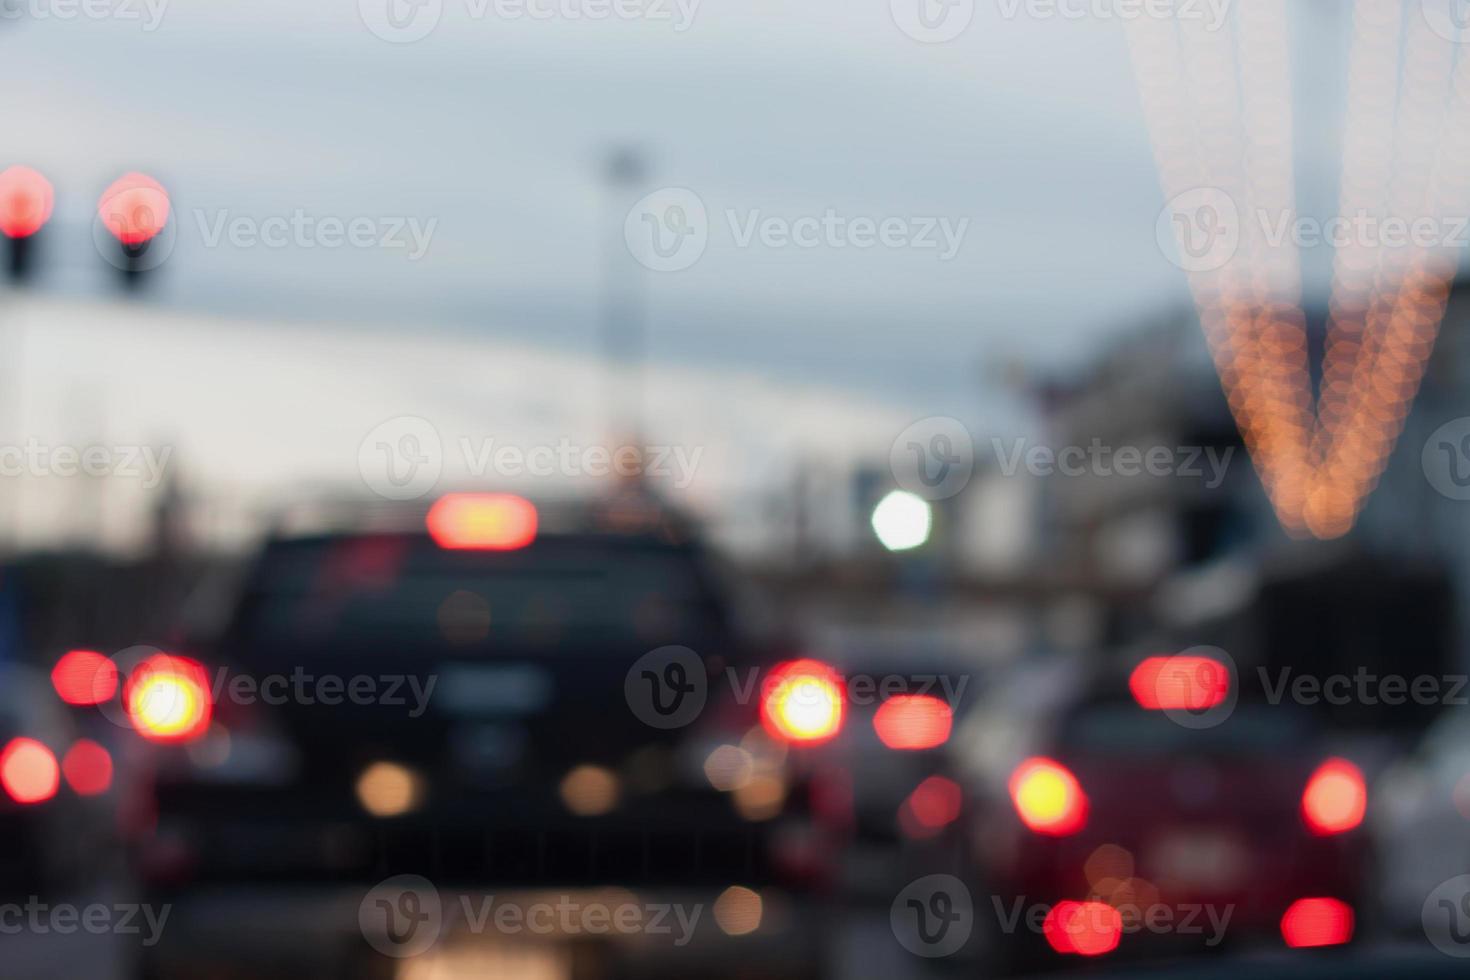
xmin=0 ymin=165 xmax=54 ymax=281
xmin=97 ymin=171 xmax=171 ymax=283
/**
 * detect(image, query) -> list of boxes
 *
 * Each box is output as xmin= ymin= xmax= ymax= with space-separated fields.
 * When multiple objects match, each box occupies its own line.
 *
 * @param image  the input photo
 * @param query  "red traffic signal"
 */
xmin=0 ymin=166 xmax=54 ymax=240
xmin=98 ymin=172 xmax=170 ymax=246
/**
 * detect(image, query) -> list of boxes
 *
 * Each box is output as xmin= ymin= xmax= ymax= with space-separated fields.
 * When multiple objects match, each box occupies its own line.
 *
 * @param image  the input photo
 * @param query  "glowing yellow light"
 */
xmin=129 ymin=674 xmax=206 ymax=740
xmin=713 ymin=886 xmax=763 ymax=936
xmin=356 ymin=761 xmax=423 ymax=818
xmin=559 ymin=764 xmax=620 ymax=817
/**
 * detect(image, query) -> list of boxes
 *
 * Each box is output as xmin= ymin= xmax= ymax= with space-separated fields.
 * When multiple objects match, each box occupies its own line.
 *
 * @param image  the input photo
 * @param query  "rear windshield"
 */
xmin=1059 ymin=702 xmax=1312 ymax=756
xmin=229 ymin=533 xmax=722 ymax=652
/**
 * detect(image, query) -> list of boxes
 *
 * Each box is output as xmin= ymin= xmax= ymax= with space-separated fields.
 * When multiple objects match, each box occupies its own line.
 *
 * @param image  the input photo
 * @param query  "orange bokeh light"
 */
xmin=426 ymin=493 xmax=538 ymax=551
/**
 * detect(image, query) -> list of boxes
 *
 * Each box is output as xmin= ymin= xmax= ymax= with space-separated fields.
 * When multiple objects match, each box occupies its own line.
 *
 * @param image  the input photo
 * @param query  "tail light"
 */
xmin=1044 ymin=900 xmax=1122 ymax=956
xmin=0 ymin=166 xmax=54 ymax=239
xmin=427 ymin=493 xmax=538 ymax=551
xmin=1129 ymin=654 xmax=1229 ymax=710
xmin=1280 ymin=897 xmax=1354 ymax=948
xmin=1301 ymin=758 xmax=1366 ymax=835
xmin=898 ymin=775 xmax=962 ymax=838
xmin=61 ymin=740 xmax=113 ymax=796
xmin=0 ymin=737 xmax=59 ymax=804
xmin=1009 ymin=757 xmax=1088 ymax=836
xmin=51 ymin=649 xmax=119 ymax=706
xmin=873 ymin=694 xmax=952 ymax=750
xmin=125 ymin=654 xmax=213 ymax=743
xmin=760 ymin=659 xmax=845 ymax=745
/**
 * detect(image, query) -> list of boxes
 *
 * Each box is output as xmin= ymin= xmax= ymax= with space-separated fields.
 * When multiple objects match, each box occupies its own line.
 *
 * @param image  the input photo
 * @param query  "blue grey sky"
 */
xmin=2 ymin=0 xmax=1354 ymax=420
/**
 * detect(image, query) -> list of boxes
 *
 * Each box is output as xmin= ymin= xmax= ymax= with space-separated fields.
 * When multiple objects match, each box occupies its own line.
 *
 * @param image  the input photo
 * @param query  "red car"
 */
xmin=958 ymin=653 xmax=1369 ymax=972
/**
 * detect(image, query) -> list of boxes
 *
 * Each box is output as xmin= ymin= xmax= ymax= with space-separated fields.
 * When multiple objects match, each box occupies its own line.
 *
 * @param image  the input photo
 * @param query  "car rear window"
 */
xmin=230 ymin=533 xmax=720 ymax=651
xmin=1059 ymin=703 xmax=1311 ymax=755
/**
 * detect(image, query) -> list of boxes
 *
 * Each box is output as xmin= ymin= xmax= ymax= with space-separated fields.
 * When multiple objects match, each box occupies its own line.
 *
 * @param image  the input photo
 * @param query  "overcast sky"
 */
xmin=1 ymin=0 xmax=1355 ymax=423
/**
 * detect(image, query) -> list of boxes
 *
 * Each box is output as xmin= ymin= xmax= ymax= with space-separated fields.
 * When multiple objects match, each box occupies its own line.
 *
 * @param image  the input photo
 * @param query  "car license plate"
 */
xmin=1146 ymin=830 xmax=1250 ymax=890
xmin=436 ymin=663 xmax=553 ymax=716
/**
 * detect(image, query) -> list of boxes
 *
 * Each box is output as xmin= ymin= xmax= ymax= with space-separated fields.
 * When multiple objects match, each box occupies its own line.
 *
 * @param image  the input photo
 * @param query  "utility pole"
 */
xmin=601 ymin=147 xmax=648 ymax=445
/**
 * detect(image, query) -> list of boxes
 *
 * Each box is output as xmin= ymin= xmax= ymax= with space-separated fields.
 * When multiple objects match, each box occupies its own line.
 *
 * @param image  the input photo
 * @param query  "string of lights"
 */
xmin=1126 ymin=0 xmax=1464 ymax=539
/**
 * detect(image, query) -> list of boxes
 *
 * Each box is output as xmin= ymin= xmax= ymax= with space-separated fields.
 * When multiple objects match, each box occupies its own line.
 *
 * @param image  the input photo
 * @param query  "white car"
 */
xmin=1371 ymin=708 xmax=1470 ymax=933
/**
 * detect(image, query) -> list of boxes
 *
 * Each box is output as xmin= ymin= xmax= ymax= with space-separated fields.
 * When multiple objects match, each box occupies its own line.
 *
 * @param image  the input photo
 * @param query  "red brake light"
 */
xmin=51 ymin=649 xmax=119 ymax=706
xmin=125 ymin=654 xmax=213 ymax=743
xmin=873 ymin=694 xmax=952 ymax=750
xmin=98 ymin=172 xmax=170 ymax=245
xmin=0 ymin=737 xmax=59 ymax=804
xmin=1043 ymin=900 xmax=1122 ymax=956
xmin=1129 ymin=654 xmax=1229 ymax=710
xmin=61 ymin=740 xmax=113 ymax=796
xmin=427 ymin=493 xmax=538 ymax=551
xmin=898 ymin=775 xmax=962 ymax=838
xmin=760 ymin=659 xmax=845 ymax=745
xmin=0 ymin=166 xmax=54 ymax=239
xmin=1280 ymin=897 xmax=1354 ymax=948
xmin=1009 ymin=757 xmax=1088 ymax=836
xmin=1301 ymin=758 xmax=1366 ymax=835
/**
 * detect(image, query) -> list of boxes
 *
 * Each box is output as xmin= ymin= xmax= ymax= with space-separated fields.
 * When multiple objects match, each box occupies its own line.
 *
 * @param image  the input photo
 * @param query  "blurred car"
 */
xmin=955 ymin=652 xmax=1372 ymax=972
xmin=131 ymin=491 xmax=843 ymax=977
xmin=1371 ymin=706 xmax=1470 ymax=936
xmin=0 ymin=661 xmax=118 ymax=895
xmin=813 ymin=639 xmax=977 ymax=899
